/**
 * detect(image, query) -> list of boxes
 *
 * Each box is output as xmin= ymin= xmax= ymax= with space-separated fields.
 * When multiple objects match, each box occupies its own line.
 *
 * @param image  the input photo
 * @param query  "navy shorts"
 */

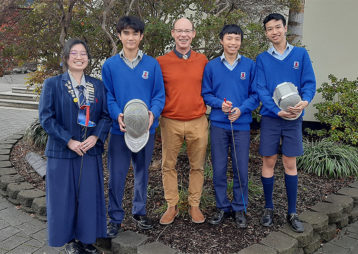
xmin=259 ymin=116 xmax=303 ymax=157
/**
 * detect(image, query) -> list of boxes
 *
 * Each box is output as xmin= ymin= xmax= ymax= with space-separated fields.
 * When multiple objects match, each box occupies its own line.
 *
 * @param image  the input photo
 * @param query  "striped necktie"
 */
xmin=77 ymin=85 xmax=85 ymax=106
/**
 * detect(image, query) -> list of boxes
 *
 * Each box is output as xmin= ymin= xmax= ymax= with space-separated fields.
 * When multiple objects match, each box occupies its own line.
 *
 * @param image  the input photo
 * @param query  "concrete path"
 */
xmin=0 ymin=74 xmax=29 ymax=92
xmin=0 ymin=74 xmax=61 ymax=253
xmin=314 ymin=222 xmax=358 ymax=254
xmin=0 ymin=196 xmax=62 ymax=254
xmin=0 ymin=73 xmax=38 ymax=138
xmin=0 ymin=107 xmax=38 ymax=140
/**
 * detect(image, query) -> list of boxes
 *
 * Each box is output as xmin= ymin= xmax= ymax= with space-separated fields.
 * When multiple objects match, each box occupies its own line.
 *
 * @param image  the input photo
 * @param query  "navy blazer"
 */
xmin=39 ymin=72 xmax=111 ymax=158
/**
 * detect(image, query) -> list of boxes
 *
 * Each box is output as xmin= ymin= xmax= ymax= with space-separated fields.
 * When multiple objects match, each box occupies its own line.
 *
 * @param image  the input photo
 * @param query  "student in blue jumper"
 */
xmin=102 ymin=16 xmax=165 ymax=237
xmin=256 ymin=13 xmax=316 ymax=233
xmin=202 ymin=24 xmax=259 ymax=228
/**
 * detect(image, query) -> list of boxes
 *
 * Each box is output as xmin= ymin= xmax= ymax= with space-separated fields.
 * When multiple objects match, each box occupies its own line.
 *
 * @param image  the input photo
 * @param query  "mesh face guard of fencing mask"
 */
xmin=272 ymin=82 xmax=302 ymax=120
xmin=123 ymin=99 xmax=150 ymax=153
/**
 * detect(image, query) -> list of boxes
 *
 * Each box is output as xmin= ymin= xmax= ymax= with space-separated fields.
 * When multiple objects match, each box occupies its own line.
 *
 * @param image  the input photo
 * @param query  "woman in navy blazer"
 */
xmin=39 ymin=38 xmax=111 ymax=253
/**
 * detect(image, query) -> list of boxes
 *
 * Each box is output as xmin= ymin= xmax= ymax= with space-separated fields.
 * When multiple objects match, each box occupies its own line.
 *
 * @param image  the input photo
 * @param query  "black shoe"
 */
xmin=106 ymin=222 xmax=121 ymax=238
xmin=287 ymin=213 xmax=304 ymax=233
xmin=132 ymin=215 xmax=153 ymax=230
xmin=207 ymin=209 xmax=232 ymax=225
xmin=65 ymin=241 xmax=83 ymax=254
xmin=234 ymin=211 xmax=247 ymax=228
xmin=261 ymin=208 xmax=273 ymax=227
xmin=81 ymin=243 xmax=101 ymax=254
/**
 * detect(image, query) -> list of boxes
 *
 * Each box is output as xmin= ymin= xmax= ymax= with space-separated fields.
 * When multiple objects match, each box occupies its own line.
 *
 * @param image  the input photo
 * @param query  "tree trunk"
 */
xmin=58 ymin=0 xmax=78 ymax=48
xmin=287 ymin=0 xmax=305 ymax=44
xmin=101 ymin=0 xmax=117 ymax=56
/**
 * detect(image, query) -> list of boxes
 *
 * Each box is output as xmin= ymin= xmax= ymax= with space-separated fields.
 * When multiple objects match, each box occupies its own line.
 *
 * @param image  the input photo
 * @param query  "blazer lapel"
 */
xmin=84 ymin=75 xmax=97 ymax=122
xmin=62 ymin=72 xmax=78 ymax=107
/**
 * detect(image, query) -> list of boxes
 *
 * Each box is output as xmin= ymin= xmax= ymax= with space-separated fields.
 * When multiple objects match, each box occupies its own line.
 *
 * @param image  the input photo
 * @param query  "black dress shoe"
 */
xmin=132 ymin=215 xmax=153 ymax=230
xmin=287 ymin=213 xmax=304 ymax=233
xmin=207 ymin=209 xmax=232 ymax=225
xmin=261 ymin=208 xmax=273 ymax=227
xmin=106 ymin=222 xmax=121 ymax=238
xmin=234 ymin=211 xmax=247 ymax=228
xmin=81 ymin=243 xmax=101 ymax=254
xmin=65 ymin=241 xmax=83 ymax=254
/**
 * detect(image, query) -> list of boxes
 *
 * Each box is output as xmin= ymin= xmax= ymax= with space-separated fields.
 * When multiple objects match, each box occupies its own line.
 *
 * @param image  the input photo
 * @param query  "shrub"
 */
xmin=311 ymin=75 xmax=358 ymax=146
xmin=23 ymin=118 xmax=47 ymax=149
xmin=297 ymin=139 xmax=358 ymax=178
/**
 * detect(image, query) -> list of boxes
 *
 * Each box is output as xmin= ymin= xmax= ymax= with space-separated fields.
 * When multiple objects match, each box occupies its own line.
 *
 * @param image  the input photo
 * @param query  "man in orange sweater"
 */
xmin=157 ymin=17 xmax=208 ymax=225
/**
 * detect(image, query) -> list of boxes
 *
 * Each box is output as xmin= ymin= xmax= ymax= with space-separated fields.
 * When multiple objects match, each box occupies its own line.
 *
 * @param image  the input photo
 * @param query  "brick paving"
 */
xmin=0 ymin=196 xmax=63 ymax=253
xmin=0 ymin=74 xmax=61 ymax=253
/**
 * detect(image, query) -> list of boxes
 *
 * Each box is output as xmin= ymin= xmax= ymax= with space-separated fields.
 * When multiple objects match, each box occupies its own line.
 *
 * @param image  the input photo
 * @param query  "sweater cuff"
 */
xmin=301 ymin=96 xmax=311 ymax=104
xmin=150 ymin=105 xmax=161 ymax=119
xmin=239 ymin=106 xmax=248 ymax=114
xmin=111 ymin=108 xmax=122 ymax=122
xmin=273 ymin=106 xmax=281 ymax=116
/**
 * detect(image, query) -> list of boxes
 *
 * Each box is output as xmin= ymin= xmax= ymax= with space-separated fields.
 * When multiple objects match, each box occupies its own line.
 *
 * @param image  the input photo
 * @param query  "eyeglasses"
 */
xmin=69 ymin=51 xmax=88 ymax=57
xmin=173 ymin=29 xmax=193 ymax=34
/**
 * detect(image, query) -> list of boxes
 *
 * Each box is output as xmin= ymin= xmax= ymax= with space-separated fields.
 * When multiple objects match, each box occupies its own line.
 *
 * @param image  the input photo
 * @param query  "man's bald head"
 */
xmin=171 ymin=17 xmax=196 ymax=54
xmin=173 ymin=18 xmax=194 ymax=31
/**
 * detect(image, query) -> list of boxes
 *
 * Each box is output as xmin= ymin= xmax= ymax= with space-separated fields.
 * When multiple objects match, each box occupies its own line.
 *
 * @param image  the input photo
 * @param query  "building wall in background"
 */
xmin=302 ymin=0 xmax=358 ymax=121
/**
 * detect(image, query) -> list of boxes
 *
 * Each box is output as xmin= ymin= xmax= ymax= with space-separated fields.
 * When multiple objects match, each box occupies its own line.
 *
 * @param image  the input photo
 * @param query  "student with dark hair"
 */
xmin=219 ymin=24 xmax=243 ymax=40
xmin=263 ymin=13 xmax=286 ymax=27
xmin=256 ymin=13 xmax=316 ymax=233
xmin=39 ymin=38 xmax=111 ymax=253
xmin=202 ymin=24 xmax=258 ymax=228
xmin=102 ymin=16 xmax=165 ymax=237
xmin=116 ymin=15 xmax=145 ymax=34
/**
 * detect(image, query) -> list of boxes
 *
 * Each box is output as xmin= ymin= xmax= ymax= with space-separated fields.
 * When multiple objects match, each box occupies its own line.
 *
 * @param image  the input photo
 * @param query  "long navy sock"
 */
xmin=285 ymin=173 xmax=298 ymax=214
xmin=261 ymin=176 xmax=274 ymax=209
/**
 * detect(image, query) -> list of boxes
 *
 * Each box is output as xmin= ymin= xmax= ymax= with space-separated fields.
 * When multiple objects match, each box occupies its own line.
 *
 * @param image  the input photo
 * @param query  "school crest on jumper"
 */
xmin=240 ymin=72 xmax=246 ymax=80
xmin=293 ymin=61 xmax=299 ymax=69
xmin=142 ymin=71 xmax=149 ymax=79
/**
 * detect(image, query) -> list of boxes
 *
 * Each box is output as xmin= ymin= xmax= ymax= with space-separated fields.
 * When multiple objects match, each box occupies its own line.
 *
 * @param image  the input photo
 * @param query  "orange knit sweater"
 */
xmin=157 ymin=50 xmax=208 ymax=121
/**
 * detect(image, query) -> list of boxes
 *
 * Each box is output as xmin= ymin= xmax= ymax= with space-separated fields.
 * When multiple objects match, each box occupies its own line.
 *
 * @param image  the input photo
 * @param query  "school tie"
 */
xmin=77 ymin=85 xmax=85 ymax=106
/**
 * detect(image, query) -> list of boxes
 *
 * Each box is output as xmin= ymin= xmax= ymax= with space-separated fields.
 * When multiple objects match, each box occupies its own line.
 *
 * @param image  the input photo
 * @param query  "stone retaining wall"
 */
xmin=1 ymin=133 xmax=358 ymax=254
xmin=0 ymin=133 xmax=47 ymax=223
xmin=237 ymin=185 xmax=358 ymax=254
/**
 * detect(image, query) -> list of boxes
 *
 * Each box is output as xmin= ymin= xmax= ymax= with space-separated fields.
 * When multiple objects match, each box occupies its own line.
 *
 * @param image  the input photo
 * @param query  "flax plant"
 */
xmin=297 ymin=139 xmax=358 ymax=178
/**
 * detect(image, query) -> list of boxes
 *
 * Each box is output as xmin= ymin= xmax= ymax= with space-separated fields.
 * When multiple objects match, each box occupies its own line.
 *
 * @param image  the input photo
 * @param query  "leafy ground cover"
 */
xmin=10 ymin=130 xmax=355 ymax=253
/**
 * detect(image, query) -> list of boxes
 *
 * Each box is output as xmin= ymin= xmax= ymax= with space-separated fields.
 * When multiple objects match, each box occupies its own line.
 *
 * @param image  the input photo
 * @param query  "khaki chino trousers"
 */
xmin=160 ymin=115 xmax=208 ymax=207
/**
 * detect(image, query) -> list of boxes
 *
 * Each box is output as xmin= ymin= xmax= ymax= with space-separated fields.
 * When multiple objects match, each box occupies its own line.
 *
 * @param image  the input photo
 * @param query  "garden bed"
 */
xmin=10 ymin=130 xmax=355 ymax=254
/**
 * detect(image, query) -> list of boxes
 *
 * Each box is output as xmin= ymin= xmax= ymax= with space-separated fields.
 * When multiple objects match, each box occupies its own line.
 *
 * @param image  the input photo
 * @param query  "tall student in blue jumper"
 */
xmin=102 ymin=16 xmax=165 ymax=237
xmin=256 ymin=13 xmax=316 ymax=233
xmin=202 ymin=24 xmax=259 ymax=228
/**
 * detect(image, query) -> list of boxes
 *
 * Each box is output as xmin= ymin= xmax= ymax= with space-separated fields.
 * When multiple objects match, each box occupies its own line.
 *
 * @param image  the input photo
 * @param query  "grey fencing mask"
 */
xmin=123 ymin=99 xmax=150 ymax=153
xmin=273 ymin=82 xmax=302 ymax=120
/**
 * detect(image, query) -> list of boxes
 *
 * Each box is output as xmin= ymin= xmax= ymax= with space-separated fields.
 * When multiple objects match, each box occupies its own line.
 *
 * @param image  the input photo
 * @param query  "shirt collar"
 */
xmin=268 ymin=42 xmax=293 ymax=56
xmin=220 ymin=52 xmax=241 ymax=64
xmin=173 ymin=47 xmax=191 ymax=59
xmin=68 ymin=70 xmax=86 ymax=88
xmin=119 ymin=49 xmax=143 ymax=61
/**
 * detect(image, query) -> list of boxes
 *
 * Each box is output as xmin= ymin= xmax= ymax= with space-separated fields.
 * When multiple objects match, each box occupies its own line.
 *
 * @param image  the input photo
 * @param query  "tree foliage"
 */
xmin=0 ymin=0 xmax=29 ymax=76
xmin=307 ymin=75 xmax=358 ymax=146
xmin=1 ymin=0 xmax=299 ymax=84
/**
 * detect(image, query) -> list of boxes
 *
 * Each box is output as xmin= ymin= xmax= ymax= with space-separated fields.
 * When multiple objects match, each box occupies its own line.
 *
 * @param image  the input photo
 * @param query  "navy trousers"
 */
xmin=107 ymin=133 xmax=155 ymax=224
xmin=46 ymin=155 xmax=106 ymax=247
xmin=210 ymin=125 xmax=250 ymax=212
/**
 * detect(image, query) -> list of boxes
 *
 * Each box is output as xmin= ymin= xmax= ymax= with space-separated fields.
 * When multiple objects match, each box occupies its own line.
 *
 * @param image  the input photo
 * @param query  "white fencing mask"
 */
xmin=123 ymin=99 xmax=149 ymax=153
xmin=273 ymin=82 xmax=302 ymax=120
